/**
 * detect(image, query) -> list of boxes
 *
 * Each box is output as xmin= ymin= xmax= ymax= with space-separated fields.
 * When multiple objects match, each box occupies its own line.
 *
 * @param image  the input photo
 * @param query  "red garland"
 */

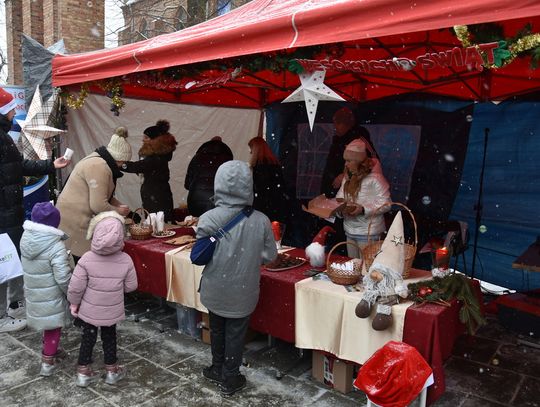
xmin=296 ymin=42 xmax=499 ymax=73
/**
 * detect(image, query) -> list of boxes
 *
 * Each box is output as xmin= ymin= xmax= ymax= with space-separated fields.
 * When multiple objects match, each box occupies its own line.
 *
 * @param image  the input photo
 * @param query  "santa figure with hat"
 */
xmin=305 ymin=226 xmax=335 ymax=267
xmin=0 ymin=87 xmax=71 ymax=334
xmin=355 ymin=211 xmax=409 ymax=331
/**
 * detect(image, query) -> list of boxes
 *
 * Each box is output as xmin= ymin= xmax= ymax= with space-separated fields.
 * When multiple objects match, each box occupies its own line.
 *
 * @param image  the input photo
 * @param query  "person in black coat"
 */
xmin=184 ymin=136 xmax=233 ymax=217
xmin=321 ymin=107 xmax=378 ymax=198
xmin=0 ymin=88 xmax=70 ymax=333
xmin=248 ymin=137 xmax=288 ymax=223
xmin=121 ymin=120 xmax=177 ymax=222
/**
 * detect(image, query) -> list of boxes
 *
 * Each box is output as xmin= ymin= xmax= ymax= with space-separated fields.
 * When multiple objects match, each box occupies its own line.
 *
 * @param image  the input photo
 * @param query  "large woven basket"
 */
xmin=129 ymin=208 xmax=153 ymax=240
xmin=326 ymin=241 xmax=363 ymax=285
xmin=362 ymin=202 xmax=417 ymax=279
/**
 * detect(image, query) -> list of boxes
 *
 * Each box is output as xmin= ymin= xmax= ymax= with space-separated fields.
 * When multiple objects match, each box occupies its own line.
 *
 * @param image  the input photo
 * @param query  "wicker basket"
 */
xmin=326 ymin=241 xmax=363 ymax=285
xmin=129 ymin=208 xmax=153 ymax=240
xmin=362 ymin=202 xmax=417 ymax=279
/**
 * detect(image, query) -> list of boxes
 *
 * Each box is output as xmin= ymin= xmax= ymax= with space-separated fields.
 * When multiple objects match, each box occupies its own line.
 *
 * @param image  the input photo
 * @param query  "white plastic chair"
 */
xmin=365 ymin=373 xmax=434 ymax=407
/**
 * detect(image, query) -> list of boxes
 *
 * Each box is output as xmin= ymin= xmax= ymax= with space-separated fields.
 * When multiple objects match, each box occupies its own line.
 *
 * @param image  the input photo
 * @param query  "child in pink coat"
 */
xmin=68 ymin=211 xmax=137 ymax=387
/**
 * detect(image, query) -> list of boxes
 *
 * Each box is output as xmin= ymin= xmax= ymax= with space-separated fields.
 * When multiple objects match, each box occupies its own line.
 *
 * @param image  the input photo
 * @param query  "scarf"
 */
xmin=96 ymin=146 xmax=123 ymax=185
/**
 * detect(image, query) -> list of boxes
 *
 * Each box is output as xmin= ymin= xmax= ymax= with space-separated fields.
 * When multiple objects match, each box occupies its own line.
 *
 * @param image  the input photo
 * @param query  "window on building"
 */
xmin=217 ymin=0 xmax=231 ymax=16
xmin=175 ymin=6 xmax=188 ymax=30
xmin=139 ymin=19 xmax=148 ymax=39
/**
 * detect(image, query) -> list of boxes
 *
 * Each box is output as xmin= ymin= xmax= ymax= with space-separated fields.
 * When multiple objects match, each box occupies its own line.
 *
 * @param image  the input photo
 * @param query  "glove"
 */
xmin=70 ymin=304 xmax=79 ymax=317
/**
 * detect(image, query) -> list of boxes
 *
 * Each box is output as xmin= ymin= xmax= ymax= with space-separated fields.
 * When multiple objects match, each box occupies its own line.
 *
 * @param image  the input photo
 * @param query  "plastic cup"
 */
xmin=63 ymin=148 xmax=74 ymax=160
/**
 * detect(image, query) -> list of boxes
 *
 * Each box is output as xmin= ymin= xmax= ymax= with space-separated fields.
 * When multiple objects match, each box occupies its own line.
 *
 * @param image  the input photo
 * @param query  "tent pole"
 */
xmin=471 ymin=127 xmax=489 ymax=279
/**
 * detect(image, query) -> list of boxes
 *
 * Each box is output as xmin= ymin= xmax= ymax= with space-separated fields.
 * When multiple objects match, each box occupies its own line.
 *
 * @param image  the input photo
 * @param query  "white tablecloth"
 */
xmin=295 ymin=268 xmax=432 ymax=364
xmin=164 ymin=248 xmax=207 ymax=313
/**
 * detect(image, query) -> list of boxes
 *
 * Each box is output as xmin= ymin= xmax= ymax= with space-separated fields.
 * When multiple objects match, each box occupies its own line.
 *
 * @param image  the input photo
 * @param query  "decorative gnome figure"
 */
xmin=355 ymin=212 xmax=409 ymax=331
xmin=305 ymin=226 xmax=335 ymax=267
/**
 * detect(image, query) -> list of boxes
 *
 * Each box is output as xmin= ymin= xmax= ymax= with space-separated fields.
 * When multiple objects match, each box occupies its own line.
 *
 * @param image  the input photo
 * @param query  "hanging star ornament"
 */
xmin=281 ymin=70 xmax=345 ymax=131
xmin=391 ymin=235 xmax=404 ymax=246
xmin=17 ymin=87 xmax=66 ymax=159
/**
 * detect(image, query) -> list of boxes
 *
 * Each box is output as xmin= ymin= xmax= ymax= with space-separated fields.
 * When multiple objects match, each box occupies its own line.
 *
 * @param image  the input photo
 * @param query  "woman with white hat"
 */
xmin=56 ymin=127 xmax=132 ymax=263
xmin=336 ymin=139 xmax=391 ymax=258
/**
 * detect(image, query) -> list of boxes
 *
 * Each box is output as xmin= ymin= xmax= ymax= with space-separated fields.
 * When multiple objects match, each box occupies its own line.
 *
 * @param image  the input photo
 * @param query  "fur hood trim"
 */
xmin=139 ymin=134 xmax=177 ymax=157
xmin=23 ymin=220 xmax=66 ymax=237
xmin=87 ymin=211 xmax=125 ymax=240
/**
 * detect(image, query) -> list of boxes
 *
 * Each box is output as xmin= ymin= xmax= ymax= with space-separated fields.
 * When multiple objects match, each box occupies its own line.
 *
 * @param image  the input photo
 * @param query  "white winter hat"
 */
xmin=86 ymin=211 xmax=125 ymax=240
xmin=369 ymin=211 xmax=405 ymax=277
xmin=106 ymin=127 xmax=132 ymax=161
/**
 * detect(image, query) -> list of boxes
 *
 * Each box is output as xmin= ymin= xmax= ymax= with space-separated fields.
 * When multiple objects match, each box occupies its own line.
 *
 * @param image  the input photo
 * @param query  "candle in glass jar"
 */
xmin=271 ymin=221 xmax=281 ymax=241
xmin=435 ymin=247 xmax=449 ymax=269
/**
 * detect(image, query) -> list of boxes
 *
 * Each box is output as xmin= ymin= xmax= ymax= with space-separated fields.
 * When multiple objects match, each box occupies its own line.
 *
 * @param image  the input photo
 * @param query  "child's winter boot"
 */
xmin=39 ymin=354 xmax=58 ymax=377
xmin=75 ymin=365 xmax=99 ymax=387
xmin=104 ymin=363 xmax=126 ymax=385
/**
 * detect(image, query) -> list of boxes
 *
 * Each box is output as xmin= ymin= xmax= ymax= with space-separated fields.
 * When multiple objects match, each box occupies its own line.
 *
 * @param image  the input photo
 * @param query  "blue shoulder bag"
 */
xmin=190 ymin=206 xmax=253 ymax=266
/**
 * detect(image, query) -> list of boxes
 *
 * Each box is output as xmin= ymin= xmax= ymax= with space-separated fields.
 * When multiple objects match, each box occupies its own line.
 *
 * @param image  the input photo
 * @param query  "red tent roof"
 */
xmin=52 ymin=0 xmax=540 ymax=107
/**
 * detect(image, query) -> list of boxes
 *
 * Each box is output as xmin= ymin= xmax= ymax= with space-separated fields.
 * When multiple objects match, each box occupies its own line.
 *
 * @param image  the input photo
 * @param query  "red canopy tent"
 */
xmin=52 ymin=0 xmax=540 ymax=108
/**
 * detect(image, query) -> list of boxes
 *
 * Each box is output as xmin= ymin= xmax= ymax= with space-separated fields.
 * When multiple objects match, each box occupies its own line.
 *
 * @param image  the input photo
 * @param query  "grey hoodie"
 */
xmin=20 ymin=220 xmax=72 ymax=331
xmin=197 ymin=160 xmax=277 ymax=318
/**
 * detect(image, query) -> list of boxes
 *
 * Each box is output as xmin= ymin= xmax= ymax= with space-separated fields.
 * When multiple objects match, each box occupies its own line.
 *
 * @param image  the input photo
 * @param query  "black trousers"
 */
xmin=208 ymin=311 xmax=250 ymax=379
xmin=77 ymin=320 xmax=117 ymax=366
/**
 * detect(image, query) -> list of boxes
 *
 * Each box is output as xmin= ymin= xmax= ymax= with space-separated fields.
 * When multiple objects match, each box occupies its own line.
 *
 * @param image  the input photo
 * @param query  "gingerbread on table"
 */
xmin=355 ymin=212 xmax=409 ymax=330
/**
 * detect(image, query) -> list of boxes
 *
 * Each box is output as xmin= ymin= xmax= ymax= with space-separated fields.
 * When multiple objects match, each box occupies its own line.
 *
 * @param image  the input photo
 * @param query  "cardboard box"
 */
xmin=200 ymin=312 xmax=260 ymax=345
xmin=302 ymin=195 xmax=346 ymax=219
xmin=312 ymin=350 xmax=355 ymax=394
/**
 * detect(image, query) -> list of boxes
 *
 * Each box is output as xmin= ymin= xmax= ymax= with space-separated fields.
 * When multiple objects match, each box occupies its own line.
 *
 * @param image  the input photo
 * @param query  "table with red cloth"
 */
xmin=403 ymin=279 xmax=482 ymax=405
xmin=123 ymin=227 xmax=195 ymax=298
xmin=250 ymin=248 xmax=317 ymax=343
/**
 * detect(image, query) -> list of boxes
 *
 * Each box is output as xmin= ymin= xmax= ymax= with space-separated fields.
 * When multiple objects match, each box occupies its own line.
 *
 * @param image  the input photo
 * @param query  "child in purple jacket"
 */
xmin=68 ymin=211 xmax=137 ymax=387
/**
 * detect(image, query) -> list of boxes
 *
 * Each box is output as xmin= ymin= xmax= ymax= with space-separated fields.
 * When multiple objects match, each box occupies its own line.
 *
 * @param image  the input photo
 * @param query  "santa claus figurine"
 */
xmin=305 ymin=226 xmax=335 ymax=268
xmin=355 ymin=212 xmax=409 ymax=330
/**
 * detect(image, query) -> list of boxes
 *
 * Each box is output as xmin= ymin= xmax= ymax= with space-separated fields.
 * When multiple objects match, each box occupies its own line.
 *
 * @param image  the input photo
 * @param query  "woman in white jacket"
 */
xmin=336 ymin=139 xmax=391 ymax=258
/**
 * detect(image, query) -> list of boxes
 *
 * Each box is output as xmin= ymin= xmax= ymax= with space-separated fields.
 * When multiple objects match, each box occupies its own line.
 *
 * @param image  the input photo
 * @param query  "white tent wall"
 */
xmin=62 ymin=94 xmax=260 ymax=211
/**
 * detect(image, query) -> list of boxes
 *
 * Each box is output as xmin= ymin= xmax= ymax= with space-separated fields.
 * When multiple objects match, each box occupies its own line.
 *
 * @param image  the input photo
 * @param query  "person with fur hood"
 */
xmin=120 ymin=120 xmax=178 ymax=222
xmin=20 ymin=202 xmax=72 ymax=377
xmin=67 ymin=211 xmax=137 ymax=387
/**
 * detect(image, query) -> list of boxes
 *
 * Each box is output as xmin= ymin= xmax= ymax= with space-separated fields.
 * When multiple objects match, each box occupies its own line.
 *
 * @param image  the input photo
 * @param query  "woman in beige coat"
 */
xmin=56 ymin=128 xmax=132 ymax=261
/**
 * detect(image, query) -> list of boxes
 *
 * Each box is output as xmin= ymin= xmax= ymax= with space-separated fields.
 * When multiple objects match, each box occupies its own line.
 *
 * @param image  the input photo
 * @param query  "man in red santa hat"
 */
xmin=305 ymin=226 xmax=335 ymax=268
xmin=0 ymin=87 xmax=70 ymax=333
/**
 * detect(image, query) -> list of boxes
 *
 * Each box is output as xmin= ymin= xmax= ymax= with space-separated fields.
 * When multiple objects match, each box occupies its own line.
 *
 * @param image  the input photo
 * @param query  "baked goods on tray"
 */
xmin=164 ymin=235 xmax=196 ymax=246
xmin=176 ymin=217 xmax=198 ymax=227
xmin=265 ymin=253 xmax=306 ymax=271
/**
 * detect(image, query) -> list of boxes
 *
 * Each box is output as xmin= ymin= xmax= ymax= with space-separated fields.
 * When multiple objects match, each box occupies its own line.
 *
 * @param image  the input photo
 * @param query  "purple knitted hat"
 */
xmin=31 ymin=202 xmax=61 ymax=228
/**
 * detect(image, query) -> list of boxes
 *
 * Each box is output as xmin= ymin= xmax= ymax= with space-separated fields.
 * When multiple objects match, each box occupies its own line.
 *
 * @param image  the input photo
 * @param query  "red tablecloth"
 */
xmin=250 ymin=248 xmax=315 ymax=343
xmin=403 ymin=279 xmax=482 ymax=405
xmin=123 ymin=227 xmax=195 ymax=298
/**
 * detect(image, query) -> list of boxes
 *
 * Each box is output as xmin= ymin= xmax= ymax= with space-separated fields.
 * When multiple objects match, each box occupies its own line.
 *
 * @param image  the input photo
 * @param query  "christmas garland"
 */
xmin=63 ymin=78 xmax=126 ymax=115
xmin=408 ymin=273 xmax=485 ymax=335
xmin=454 ymin=23 xmax=540 ymax=68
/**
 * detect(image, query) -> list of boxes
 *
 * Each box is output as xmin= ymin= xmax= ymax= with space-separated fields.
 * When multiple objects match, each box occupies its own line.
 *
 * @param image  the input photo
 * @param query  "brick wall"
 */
xmin=5 ymin=0 xmax=104 ymax=85
xmin=5 ymin=0 xmax=24 ymax=84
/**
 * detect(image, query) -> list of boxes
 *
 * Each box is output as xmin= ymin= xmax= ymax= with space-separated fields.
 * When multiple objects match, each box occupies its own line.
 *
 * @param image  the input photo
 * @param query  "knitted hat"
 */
xmin=0 ymin=88 xmax=17 ymax=115
xmin=31 ymin=202 xmax=61 ymax=228
xmin=345 ymin=139 xmax=366 ymax=153
xmin=369 ymin=211 xmax=405 ymax=277
xmin=86 ymin=211 xmax=125 ymax=240
xmin=106 ymin=126 xmax=132 ymax=161
xmin=144 ymin=120 xmax=170 ymax=139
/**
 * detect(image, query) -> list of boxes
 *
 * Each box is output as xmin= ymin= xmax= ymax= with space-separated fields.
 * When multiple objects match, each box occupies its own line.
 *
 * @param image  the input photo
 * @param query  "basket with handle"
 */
xmin=128 ymin=208 xmax=153 ymax=240
xmin=362 ymin=202 xmax=417 ymax=279
xmin=326 ymin=241 xmax=363 ymax=285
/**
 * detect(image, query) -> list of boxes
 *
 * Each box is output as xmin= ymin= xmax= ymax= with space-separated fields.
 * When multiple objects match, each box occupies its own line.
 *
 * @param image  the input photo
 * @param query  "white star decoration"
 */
xmin=17 ymin=87 xmax=66 ymax=159
xmin=391 ymin=235 xmax=404 ymax=246
xmin=281 ymin=70 xmax=345 ymax=131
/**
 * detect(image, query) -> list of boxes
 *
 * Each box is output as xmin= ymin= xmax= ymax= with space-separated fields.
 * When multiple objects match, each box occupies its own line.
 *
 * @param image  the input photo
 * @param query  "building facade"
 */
xmin=118 ymin=0 xmax=249 ymax=45
xmin=5 ymin=0 xmax=105 ymax=85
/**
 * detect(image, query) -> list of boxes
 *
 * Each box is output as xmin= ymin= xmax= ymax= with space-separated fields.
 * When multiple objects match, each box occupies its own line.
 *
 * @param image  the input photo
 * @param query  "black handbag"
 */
xmin=190 ymin=206 xmax=253 ymax=266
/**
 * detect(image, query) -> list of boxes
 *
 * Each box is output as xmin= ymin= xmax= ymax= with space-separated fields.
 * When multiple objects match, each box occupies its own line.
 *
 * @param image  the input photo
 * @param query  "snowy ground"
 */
xmin=1 ymin=293 xmax=539 ymax=407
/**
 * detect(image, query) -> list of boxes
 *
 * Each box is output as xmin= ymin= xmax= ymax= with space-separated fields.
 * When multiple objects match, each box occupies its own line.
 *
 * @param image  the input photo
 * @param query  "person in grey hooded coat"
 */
xmin=197 ymin=160 xmax=277 ymax=396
